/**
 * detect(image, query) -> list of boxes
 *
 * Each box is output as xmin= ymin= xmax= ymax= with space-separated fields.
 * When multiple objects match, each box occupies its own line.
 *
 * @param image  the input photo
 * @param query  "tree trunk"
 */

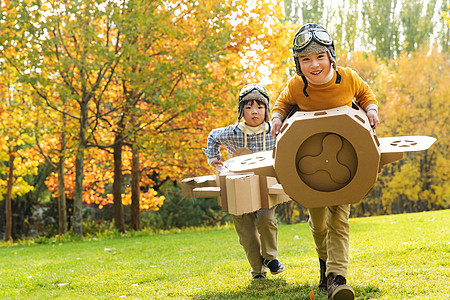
xmin=73 ymin=99 xmax=89 ymax=235
xmin=58 ymin=111 xmax=67 ymax=235
xmin=130 ymin=145 xmax=141 ymax=231
xmin=57 ymin=158 xmax=67 ymax=235
xmin=113 ymin=134 xmax=125 ymax=233
xmin=286 ymin=202 xmax=293 ymax=224
xmin=299 ymin=204 xmax=305 ymax=222
xmin=5 ymin=147 xmax=15 ymax=241
xmin=73 ymin=146 xmax=85 ymax=235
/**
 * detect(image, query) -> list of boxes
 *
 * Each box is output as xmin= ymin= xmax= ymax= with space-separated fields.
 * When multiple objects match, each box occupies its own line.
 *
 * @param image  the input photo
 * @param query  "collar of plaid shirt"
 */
xmin=237 ymin=122 xmax=269 ymax=151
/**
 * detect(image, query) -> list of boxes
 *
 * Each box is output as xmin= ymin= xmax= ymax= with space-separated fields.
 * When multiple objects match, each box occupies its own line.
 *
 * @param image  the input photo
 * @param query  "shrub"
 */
xmin=141 ymin=186 xmax=231 ymax=230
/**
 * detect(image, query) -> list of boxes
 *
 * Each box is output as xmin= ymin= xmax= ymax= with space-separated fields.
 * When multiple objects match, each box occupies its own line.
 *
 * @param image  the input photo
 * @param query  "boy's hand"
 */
xmin=271 ymin=117 xmax=283 ymax=137
xmin=210 ymin=159 xmax=223 ymax=169
xmin=367 ymin=109 xmax=380 ymax=129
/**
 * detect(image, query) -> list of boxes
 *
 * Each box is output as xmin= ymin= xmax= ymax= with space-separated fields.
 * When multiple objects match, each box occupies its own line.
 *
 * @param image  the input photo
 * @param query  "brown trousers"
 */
xmin=308 ymin=204 xmax=351 ymax=277
xmin=232 ymin=208 xmax=279 ymax=276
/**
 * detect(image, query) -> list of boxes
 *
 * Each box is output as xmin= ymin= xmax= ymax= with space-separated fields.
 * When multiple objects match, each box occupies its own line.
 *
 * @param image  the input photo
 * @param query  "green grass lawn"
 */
xmin=0 ymin=209 xmax=449 ymax=299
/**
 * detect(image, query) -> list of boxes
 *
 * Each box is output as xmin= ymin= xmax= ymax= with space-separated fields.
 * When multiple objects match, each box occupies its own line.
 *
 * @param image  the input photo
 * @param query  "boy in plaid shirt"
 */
xmin=203 ymin=83 xmax=285 ymax=280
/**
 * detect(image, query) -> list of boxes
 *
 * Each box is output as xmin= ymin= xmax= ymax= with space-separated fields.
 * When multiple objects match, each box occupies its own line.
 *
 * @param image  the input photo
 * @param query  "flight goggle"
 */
xmin=239 ymin=83 xmax=269 ymax=102
xmin=293 ymin=29 xmax=333 ymax=51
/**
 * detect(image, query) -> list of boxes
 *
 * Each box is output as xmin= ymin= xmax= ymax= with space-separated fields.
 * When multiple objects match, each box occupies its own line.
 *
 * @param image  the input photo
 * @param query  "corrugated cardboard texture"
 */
xmin=380 ymin=152 xmax=404 ymax=167
xmin=223 ymin=174 xmax=290 ymax=215
xmin=226 ymin=174 xmax=262 ymax=215
xmin=192 ymin=187 xmax=220 ymax=198
xmin=217 ymin=172 xmax=229 ymax=212
xmin=181 ymin=175 xmax=217 ymax=198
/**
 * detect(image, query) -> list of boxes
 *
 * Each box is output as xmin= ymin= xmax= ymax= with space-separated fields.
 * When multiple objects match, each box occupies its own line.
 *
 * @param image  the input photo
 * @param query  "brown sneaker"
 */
xmin=318 ymin=259 xmax=327 ymax=291
xmin=327 ymin=273 xmax=355 ymax=300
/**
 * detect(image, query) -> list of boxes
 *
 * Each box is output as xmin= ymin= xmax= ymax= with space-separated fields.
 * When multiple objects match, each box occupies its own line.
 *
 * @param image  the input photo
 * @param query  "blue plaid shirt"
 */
xmin=202 ymin=123 xmax=275 ymax=161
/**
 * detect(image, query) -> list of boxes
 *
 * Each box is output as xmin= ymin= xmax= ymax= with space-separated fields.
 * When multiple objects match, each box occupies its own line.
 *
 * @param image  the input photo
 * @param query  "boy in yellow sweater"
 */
xmin=271 ymin=23 xmax=379 ymax=300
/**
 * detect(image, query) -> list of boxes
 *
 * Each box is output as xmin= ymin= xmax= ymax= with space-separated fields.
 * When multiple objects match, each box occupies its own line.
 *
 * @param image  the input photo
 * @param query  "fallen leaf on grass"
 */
xmin=57 ymin=283 xmax=70 ymax=287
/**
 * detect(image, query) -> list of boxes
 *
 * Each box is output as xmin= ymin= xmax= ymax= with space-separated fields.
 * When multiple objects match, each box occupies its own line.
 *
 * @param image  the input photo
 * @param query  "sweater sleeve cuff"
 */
xmin=366 ymin=104 xmax=378 ymax=112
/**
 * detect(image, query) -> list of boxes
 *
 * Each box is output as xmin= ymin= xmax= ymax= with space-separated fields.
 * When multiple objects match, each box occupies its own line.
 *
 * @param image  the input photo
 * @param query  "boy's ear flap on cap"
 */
xmin=327 ymin=51 xmax=337 ymax=70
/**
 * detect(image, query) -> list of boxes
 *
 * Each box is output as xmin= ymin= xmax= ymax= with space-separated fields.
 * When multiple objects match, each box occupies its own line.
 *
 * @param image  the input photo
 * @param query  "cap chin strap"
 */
xmin=335 ymin=70 xmax=341 ymax=84
xmin=301 ymin=75 xmax=309 ymax=97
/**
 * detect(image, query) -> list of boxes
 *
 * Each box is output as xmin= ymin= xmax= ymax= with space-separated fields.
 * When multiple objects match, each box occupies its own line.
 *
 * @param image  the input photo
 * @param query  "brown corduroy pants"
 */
xmin=308 ymin=204 xmax=351 ymax=277
xmin=232 ymin=207 xmax=279 ymax=276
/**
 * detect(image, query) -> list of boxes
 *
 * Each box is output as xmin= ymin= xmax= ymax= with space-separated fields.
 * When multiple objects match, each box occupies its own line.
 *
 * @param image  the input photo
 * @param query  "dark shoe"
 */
xmin=262 ymin=258 xmax=286 ymax=275
xmin=252 ymin=274 xmax=266 ymax=280
xmin=318 ymin=258 xmax=327 ymax=292
xmin=327 ymin=273 xmax=355 ymax=300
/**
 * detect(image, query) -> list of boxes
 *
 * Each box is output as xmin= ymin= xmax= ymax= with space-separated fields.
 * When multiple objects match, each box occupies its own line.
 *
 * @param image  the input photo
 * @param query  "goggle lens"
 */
xmin=293 ymin=29 xmax=332 ymax=50
xmin=293 ymin=31 xmax=312 ymax=49
xmin=239 ymin=83 xmax=269 ymax=101
xmin=314 ymin=30 xmax=332 ymax=44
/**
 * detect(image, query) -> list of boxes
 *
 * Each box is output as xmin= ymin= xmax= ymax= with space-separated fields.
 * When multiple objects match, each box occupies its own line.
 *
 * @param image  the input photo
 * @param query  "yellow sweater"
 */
xmin=272 ymin=66 xmax=378 ymax=118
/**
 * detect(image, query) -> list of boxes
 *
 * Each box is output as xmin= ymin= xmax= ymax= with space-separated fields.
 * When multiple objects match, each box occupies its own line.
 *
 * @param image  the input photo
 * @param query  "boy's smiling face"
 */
xmin=243 ymin=100 xmax=266 ymax=127
xmin=299 ymin=52 xmax=332 ymax=84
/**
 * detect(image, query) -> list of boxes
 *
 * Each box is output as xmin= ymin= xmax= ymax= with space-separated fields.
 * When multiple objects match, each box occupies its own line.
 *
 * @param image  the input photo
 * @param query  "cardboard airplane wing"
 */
xmin=379 ymin=136 xmax=437 ymax=166
xmin=378 ymin=136 xmax=437 ymax=152
xmin=225 ymin=150 xmax=276 ymax=177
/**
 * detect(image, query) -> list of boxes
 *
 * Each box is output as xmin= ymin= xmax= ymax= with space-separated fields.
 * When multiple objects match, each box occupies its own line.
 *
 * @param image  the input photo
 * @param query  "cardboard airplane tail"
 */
xmin=182 ymin=172 xmax=290 ymax=215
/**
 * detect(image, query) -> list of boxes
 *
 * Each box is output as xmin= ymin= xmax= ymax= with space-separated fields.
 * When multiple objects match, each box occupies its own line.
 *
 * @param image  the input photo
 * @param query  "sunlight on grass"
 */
xmin=0 ymin=210 xmax=449 ymax=299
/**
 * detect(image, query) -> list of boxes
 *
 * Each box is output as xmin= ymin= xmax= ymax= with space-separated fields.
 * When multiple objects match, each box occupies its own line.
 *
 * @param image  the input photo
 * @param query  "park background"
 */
xmin=0 ymin=0 xmax=449 ymax=242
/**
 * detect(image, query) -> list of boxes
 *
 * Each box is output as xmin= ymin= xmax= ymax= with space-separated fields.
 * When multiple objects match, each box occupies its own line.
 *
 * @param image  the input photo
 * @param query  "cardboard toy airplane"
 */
xmin=182 ymin=103 xmax=436 ymax=214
